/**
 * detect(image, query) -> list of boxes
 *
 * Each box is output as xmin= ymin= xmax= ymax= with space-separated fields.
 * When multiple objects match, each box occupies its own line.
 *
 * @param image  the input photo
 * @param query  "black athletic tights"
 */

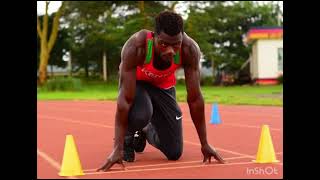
xmin=126 ymin=81 xmax=183 ymax=160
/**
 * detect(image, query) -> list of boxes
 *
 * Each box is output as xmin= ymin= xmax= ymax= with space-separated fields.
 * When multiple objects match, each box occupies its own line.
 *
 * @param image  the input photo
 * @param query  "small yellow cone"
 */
xmin=253 ymin=125 xmax=279 ymax=163
xmin=58 ymin=135 xmax=85 ymax=176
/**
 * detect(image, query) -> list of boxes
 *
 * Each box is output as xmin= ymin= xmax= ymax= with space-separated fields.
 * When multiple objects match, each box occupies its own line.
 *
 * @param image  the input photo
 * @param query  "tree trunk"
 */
xmin=37 ymin=1 xmax=65 ymax=85
xmin=212 ymin=57 xmax=214 ymax=77
xmin=187 ymin=18 xmax=193 ymax=34
xmin=38 ymin=46 xmax=50 ymax=85
xmin=50 ymin=64 xmax=54 ymax=77
xmin=169 ymin=1 xmax=178 ymax=12
xmin=68 ymin=51 xmax=72 ymax=77
xmin=103 ymin=51 xmax=107 ymax=82
xmin=211 ymin=57 xmax=215 ymax=85
xmin=85 ymin=61 xmax=89 ymax=78
xmin=138 ymin=1 xmax=147 ymax=28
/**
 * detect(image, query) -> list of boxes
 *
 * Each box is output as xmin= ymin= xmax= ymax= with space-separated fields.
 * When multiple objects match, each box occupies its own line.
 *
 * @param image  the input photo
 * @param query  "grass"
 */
xmin=37 ymin=82 xmax=283 ymax=106
xmin=37 ymin=82 xmax=119 ymax=100
xmin=176 ymin=84 xmax=282 ymax=106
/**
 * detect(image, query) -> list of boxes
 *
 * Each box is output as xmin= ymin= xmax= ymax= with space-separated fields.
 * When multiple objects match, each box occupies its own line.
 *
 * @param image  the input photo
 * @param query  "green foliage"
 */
xmin=59 ymin=1 xmax=168 ymax=79
xmin=200 ymin=76 xmax=214 ymax=86
xmin=185 ymin=1 xmax=281 ymax=73
xmin=277 ymin=75 xmax=283 ymax=84
xmin=107 ymin=73 xmax=120 ymax=84
xmin=176 ymin=78 xmax=185 ymax=85
xmin=39 ymin=1 xmax=282 ymax=81
xmin=41 ymin=77 xmax=83 ymax=91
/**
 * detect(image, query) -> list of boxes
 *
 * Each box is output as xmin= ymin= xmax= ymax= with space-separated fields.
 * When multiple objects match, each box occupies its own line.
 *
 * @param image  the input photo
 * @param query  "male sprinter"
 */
xmin=98 ymin=11 xmax=225 ymax=171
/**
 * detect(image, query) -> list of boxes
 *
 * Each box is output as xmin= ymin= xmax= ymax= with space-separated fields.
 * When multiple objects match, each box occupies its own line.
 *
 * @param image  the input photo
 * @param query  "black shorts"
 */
xmin=127 ymin=81 xmax=183 ymax=160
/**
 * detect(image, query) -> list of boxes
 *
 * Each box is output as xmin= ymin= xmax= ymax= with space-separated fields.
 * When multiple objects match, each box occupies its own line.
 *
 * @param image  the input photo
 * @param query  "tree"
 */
xmin=62 ymin=1 xmax=168 ymax=80
xmin=37 ymin=14 xmax=71 ymax=71
xmin=62 ymin=1 xmax=127 ymax=79
xmin=185 ymin=1 xmax=280 ymax=75
xmin=37 ymin=1 xmax=66 ymax=85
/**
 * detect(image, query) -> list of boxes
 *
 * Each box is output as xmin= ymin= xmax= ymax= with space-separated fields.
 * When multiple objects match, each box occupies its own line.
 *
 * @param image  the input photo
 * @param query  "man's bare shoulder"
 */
xmin=131 ymin=29 xmax=149 ymax=47
xmin=181 ymin=33 xmax=201 ymax=66
xmin=182 ymin=33 xmax=200 ymax=52
xmin=121 ymin=29 xmax=149 ymax=67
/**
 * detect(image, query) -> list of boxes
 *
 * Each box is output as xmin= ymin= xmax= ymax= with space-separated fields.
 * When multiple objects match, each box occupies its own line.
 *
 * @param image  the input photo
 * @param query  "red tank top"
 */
xmin=136 ymin=31 xmax=182 ymax=89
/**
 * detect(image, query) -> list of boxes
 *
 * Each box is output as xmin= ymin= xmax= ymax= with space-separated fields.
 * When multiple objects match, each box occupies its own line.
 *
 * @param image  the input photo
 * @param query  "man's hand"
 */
xmin=201 ymin=143 xmax=225 ymax=164
xmin=97 ymin=147 xmax=126 ymax=172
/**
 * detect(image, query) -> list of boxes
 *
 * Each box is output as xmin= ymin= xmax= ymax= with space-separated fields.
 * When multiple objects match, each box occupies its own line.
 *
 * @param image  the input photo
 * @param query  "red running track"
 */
xmin=37 ymin=100 xmax=283 ymax=179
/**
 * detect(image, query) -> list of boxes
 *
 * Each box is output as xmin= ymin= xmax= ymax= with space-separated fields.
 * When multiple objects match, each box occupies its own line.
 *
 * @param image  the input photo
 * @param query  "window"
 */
xmin=278 ymin=48 xmax=283 ymax=71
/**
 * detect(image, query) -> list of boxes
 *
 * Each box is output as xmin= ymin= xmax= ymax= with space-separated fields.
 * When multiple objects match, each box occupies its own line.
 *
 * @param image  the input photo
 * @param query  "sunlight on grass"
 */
xmin=38 ymin=82 xmax=282 ymax=106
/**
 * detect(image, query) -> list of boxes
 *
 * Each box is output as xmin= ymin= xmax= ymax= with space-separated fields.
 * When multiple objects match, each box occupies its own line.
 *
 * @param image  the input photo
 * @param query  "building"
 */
xmin=244 ymin=27 xmax=283 ymax=85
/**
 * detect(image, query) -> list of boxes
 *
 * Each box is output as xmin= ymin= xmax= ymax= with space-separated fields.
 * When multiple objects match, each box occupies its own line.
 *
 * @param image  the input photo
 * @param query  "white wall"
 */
xmin=251 ymin=39 xmax=283 ymax=79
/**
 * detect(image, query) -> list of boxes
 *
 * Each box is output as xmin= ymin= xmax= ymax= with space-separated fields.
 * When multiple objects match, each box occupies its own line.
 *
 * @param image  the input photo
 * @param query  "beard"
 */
xmin=160 ymin=54 xmax=173 ymax=62
xmin=162 ymin=56 xmax=171 ymax=62
xmin=154 ymin=54 xmax=172 ymax=70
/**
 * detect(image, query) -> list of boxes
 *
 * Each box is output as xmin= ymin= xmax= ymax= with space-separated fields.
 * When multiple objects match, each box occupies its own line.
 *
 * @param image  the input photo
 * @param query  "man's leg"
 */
xmin=126 ymin=82 xmax=153 ymax=134
xmin=124 ymin=81 xmax=153 ymax=162
xmin=143 ymin=83 xmax=183 ymax=160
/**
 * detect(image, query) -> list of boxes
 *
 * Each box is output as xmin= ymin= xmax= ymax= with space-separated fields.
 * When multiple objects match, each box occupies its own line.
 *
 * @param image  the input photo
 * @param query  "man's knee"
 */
xmin=128 ymin=108 xmax=152 ymax=131
xmin=133 ymin=113 xmax=150 ymax=124
xmin=164 ymin=146 xmax=183 ymax=161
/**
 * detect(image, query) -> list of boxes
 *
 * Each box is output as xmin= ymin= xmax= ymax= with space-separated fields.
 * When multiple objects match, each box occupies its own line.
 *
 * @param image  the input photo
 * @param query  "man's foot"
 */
xmin=123 ymin=135 xmax=135 ymax=162
xmin=133 ymin=130 xmax=147 ymax=153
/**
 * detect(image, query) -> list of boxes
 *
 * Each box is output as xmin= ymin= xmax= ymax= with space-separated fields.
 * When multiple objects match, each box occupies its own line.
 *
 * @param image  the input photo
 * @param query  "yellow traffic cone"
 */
xmin=253 ymin=125 xmax=279 ymax=163
xmin=58 ymin=135 xmax=85 ymax=176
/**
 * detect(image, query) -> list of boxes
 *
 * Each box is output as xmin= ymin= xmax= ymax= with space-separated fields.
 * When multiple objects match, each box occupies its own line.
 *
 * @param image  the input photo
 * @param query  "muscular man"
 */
xmin=98 ymin=11 xmax=224 ymax=172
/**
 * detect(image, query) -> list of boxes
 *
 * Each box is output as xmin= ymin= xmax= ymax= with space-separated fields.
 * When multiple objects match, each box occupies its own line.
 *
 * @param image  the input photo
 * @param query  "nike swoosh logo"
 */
xmin=176 ymin=116 xmax=182 ymax=120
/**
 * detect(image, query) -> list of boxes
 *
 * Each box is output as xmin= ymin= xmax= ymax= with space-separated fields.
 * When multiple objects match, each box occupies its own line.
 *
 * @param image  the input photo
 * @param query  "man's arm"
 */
xmin=182 ymin=35 xmax=225 ymax=164
xmin=114 ymin=43 xmax=137 ymax=151
xmin=98 ymin=31 xmax=146 ymax=171
xmin=115 ymin=31 xmax=146 ymax=150
xmin=182 ymin=39 xmax=208 ymax=146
